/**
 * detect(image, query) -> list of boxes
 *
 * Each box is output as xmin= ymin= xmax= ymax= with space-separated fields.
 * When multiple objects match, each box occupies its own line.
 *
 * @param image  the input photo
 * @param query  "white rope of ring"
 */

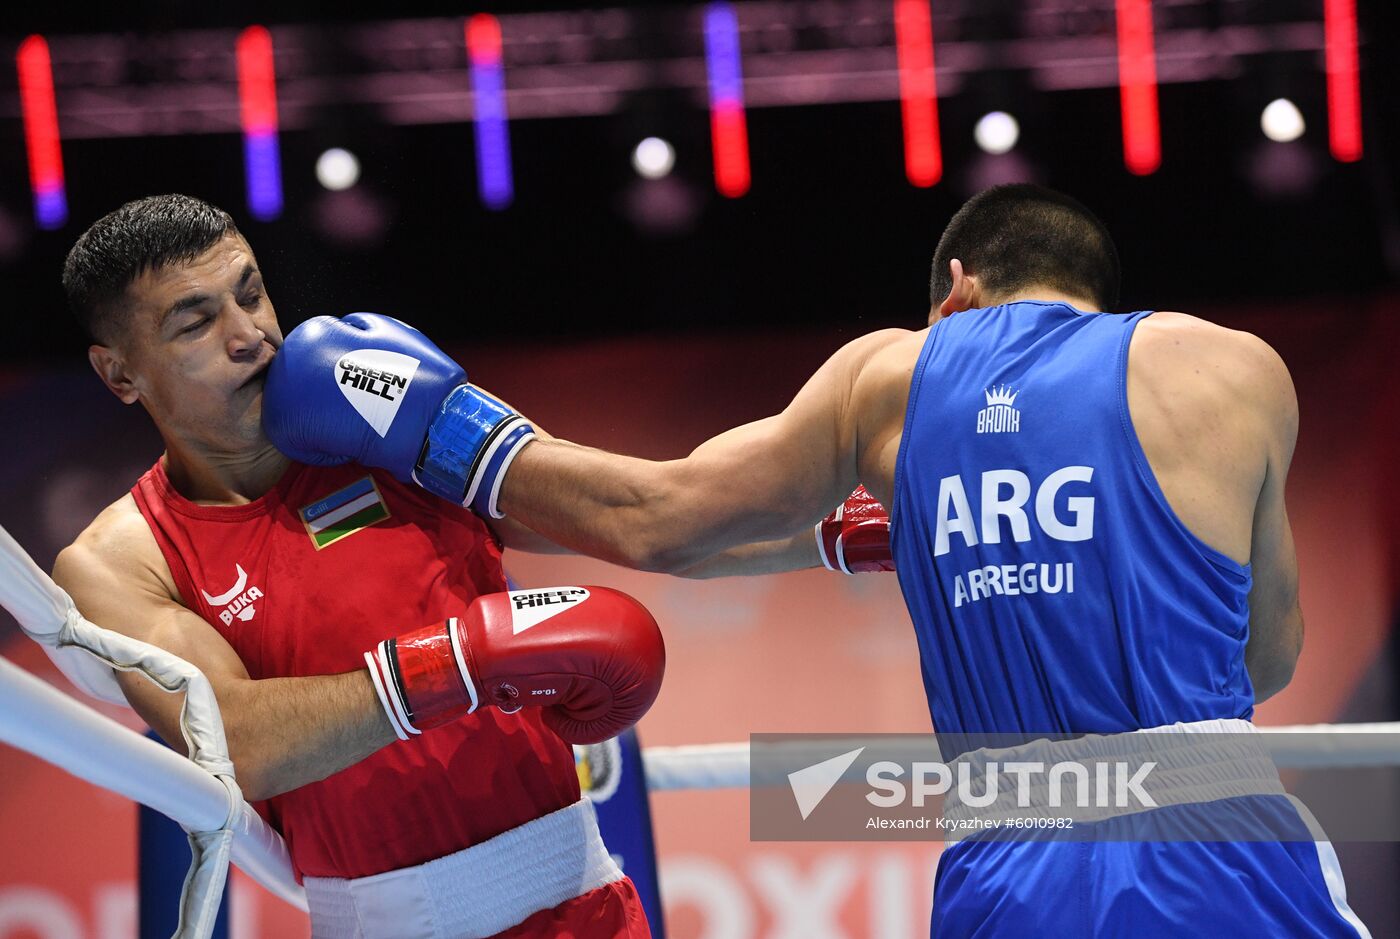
xmin=639 ymin=723 xmax=1400 ymax=792
xmin=0 ymin=524 xmax=306 ymax=939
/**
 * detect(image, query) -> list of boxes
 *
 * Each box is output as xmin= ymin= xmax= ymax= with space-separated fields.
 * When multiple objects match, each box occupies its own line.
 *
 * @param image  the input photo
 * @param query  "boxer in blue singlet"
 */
xmin=268 ymin=184 xmax=1371 ymax=937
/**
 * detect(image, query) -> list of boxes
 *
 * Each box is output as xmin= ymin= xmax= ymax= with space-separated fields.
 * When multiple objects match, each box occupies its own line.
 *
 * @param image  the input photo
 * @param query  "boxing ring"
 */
xmin=3 ymin=520 xmax=1400 ymax=937
xmin=0 ymin=525 xmax=305 ymax=938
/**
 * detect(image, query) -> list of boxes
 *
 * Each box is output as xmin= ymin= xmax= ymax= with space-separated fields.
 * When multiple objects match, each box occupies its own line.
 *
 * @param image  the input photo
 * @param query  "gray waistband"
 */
xmin=942 ymin=718 xmax=1297 ymax=830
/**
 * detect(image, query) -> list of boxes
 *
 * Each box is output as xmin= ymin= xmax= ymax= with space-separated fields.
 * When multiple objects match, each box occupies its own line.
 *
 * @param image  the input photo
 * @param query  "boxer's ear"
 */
xmin=88 ymin=344 xmax=140 ymax=405
xmin=934 ymin=258 xmax=979 ymax=321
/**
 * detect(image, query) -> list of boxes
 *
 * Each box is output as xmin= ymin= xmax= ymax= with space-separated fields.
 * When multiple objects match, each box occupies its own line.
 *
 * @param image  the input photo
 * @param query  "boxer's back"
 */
xmin=885 ymin=301 xmax=1271 ymax=741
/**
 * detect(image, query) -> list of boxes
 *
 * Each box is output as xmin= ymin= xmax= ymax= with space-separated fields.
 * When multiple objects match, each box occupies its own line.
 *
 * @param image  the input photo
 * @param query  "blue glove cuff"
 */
xmin=414 ymin=385 xmax=535 ymax=518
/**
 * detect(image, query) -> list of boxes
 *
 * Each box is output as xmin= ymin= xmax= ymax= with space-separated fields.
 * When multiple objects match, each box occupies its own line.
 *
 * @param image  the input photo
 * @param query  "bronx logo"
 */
xmin=508 ymin=587 xmax=590 ymax=635
xmin=335 ymin=349 xmax=421 ymax=437
xmin=977 ymin=385 xmax=1021 ymax=434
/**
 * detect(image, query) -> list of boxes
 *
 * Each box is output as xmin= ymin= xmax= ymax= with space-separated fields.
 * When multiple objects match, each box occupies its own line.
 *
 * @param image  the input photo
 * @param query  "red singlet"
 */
xmin=131 ymin=460 xmax=581 ymax=880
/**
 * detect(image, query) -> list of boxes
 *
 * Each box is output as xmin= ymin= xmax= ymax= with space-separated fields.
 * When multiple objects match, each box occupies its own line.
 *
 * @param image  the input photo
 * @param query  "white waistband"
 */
xmin=943 ymin=718 xmax=1292 ymax=829
xmin=303 ymin=799 xmax=623 ymax=939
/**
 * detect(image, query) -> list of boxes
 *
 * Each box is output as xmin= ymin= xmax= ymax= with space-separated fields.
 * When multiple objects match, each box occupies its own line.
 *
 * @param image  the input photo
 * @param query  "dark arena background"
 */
xmin=1 ymin=1 xmax=1398 ymax=937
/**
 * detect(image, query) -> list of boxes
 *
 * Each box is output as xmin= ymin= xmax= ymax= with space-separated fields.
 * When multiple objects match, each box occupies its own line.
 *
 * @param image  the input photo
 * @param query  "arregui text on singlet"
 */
xmin=891 ymin=301 xmax=1254 ymax=743
xmin=131 ymin=460 xmax=580 ymax=880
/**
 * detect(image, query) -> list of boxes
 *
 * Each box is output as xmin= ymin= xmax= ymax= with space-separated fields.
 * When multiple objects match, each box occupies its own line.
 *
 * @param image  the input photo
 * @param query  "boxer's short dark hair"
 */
xmin=930 ymin=184 xmax=1120 ymax=311
xmin=63 ymin=194 xmax=240 ymax=344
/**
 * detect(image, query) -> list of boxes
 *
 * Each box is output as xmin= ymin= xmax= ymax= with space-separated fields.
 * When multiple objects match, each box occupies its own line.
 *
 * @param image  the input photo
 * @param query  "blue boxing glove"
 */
xmin=262 ymin=313 xmax=535 ymax=518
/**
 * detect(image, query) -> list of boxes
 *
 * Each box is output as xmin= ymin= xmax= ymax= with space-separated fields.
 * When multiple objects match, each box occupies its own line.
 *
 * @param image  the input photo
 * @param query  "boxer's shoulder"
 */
xmin=850 ymin=329 xmax=925 ymax=405
xmin=1125 ymin=312 xmax=1294 ymax=560
xmin=856 ymin=325 xmax=926 ymax=356
xmin=1131 ymin=312 xmax=1293 ymax=416
xmin=849 ymin=327 xmax=926 ymax=392
xmin=54 ymin=494 xmax=179 ymax=604
xmin=1131 ymin=310 xmax=1236 ymax=353
xmin=1134 ymin=310 xmax=1279 ymax=361
xmin=64 ymin=492 xmax=153 ymax=560
xmin=801 ymin=327 xmax=921 ymax=433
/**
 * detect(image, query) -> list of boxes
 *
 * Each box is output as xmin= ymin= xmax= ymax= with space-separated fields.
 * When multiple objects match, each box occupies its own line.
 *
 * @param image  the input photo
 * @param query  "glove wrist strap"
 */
xmin=415 ymin=385 xmax=536 ymax=518
xmin=365 ymin=619 xmax=479 ymax=739
xmin=816 ymin=514 xmax=853 ymax=575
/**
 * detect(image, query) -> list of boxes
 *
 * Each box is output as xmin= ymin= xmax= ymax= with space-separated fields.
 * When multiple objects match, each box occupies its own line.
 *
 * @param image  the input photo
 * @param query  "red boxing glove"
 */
xmin=817 ymin=486 xmax=896 ymax=574
xmin=365 ymin=586 xmax=665 ymax=745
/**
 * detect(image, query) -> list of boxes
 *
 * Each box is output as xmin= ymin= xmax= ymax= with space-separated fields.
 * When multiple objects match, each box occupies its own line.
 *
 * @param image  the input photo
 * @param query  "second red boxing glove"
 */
xmin=365 ymin=585 xmax=665 ymax=745
xmin=817 ymin=486 xmax=896 ymax=574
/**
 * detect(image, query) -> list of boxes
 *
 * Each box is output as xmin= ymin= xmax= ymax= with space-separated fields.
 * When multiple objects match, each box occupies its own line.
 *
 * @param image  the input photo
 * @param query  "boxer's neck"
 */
xmin=998 ymin=288 xmax=1101 ymax=312
xmin=160 ymin=439 xmax=290 ymax=505
xmin=929 ymin=279 xmax=1102 ymax=324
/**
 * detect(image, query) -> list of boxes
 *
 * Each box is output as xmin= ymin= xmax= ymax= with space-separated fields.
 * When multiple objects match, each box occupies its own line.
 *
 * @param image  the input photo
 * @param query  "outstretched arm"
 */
xmin=676 ymin=483 xmax=896 ymax=578
xmin=674 ymin=531 xmax=822 ymax=579
xmin=489 ymin=422 xmax=823 ymax=570
xmin=497 ymin=330 xmax=909 ymax=573
xmin=499 ymin=518 xmax=825 ymax=577
xmin=259 ymin=313 xmax=911 ymax=574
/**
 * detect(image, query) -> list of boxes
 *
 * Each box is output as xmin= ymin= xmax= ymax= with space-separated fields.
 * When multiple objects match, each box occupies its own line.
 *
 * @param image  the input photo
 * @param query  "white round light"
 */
xmin=1260 ymin=98 xmax=1305 ymax=143
xmin=316 ymin=148 xmax=361 ymax=191
xmin=974 ymin=112 xmax=1020 ymax=155
xmin=631 ymin=137 xmax=676 ymax=180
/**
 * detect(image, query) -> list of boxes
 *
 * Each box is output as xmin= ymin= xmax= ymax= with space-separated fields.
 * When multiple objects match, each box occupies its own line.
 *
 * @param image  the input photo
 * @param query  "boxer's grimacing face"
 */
xmin=91 ymin=232 xmax=283 ymax=451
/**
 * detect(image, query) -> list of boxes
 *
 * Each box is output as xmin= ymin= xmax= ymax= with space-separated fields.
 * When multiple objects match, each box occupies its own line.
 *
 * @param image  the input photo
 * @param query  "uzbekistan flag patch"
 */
xmin=299 ymin=476 xmax=390 ymax=549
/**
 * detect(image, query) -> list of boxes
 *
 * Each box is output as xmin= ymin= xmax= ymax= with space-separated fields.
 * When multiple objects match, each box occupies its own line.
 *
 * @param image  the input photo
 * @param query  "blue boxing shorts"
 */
xmin=928 ymin=719 xmax=1370 ymax=938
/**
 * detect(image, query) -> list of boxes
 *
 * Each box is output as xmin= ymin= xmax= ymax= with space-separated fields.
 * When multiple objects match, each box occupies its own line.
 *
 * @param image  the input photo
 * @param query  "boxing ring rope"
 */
xmin=638 ymin=724 xmax=1400 ymax=792
xmin=0 ymin=526 xmax=305 ymax=939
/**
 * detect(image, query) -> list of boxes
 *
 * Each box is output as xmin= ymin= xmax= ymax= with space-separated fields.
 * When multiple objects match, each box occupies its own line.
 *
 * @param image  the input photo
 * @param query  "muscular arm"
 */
xmin=493 ymin=426 xmax=826 ymax=576
xmin=495 ymin=513 xmax=824 ymax=578
xmin=490 ymin=417 xmax=822 ymax=572
xmin=1239 ymin=339 xmax=1304 ymax=702
xmin=53 ymin=501 xmax=396 ymax=801
xmin=674 ymin=531 xmax=822 ymax=579
xmin=498 ymin=329 xmax=911 ymax=573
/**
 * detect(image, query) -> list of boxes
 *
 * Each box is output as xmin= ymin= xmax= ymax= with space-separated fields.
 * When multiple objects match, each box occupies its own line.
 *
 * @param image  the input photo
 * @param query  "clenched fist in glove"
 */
xmin=263 ymin=313 xmax=532 ymax=518
xmin=365 ymin=586 xmax=665 ymax=745
xmin=817 ymin=486 xmax=895 ymax=574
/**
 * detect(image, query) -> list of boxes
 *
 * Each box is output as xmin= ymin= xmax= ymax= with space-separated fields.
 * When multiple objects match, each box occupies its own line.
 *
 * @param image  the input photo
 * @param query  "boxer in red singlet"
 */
xmin=50 ymin=195 xmax=668 ymax=938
